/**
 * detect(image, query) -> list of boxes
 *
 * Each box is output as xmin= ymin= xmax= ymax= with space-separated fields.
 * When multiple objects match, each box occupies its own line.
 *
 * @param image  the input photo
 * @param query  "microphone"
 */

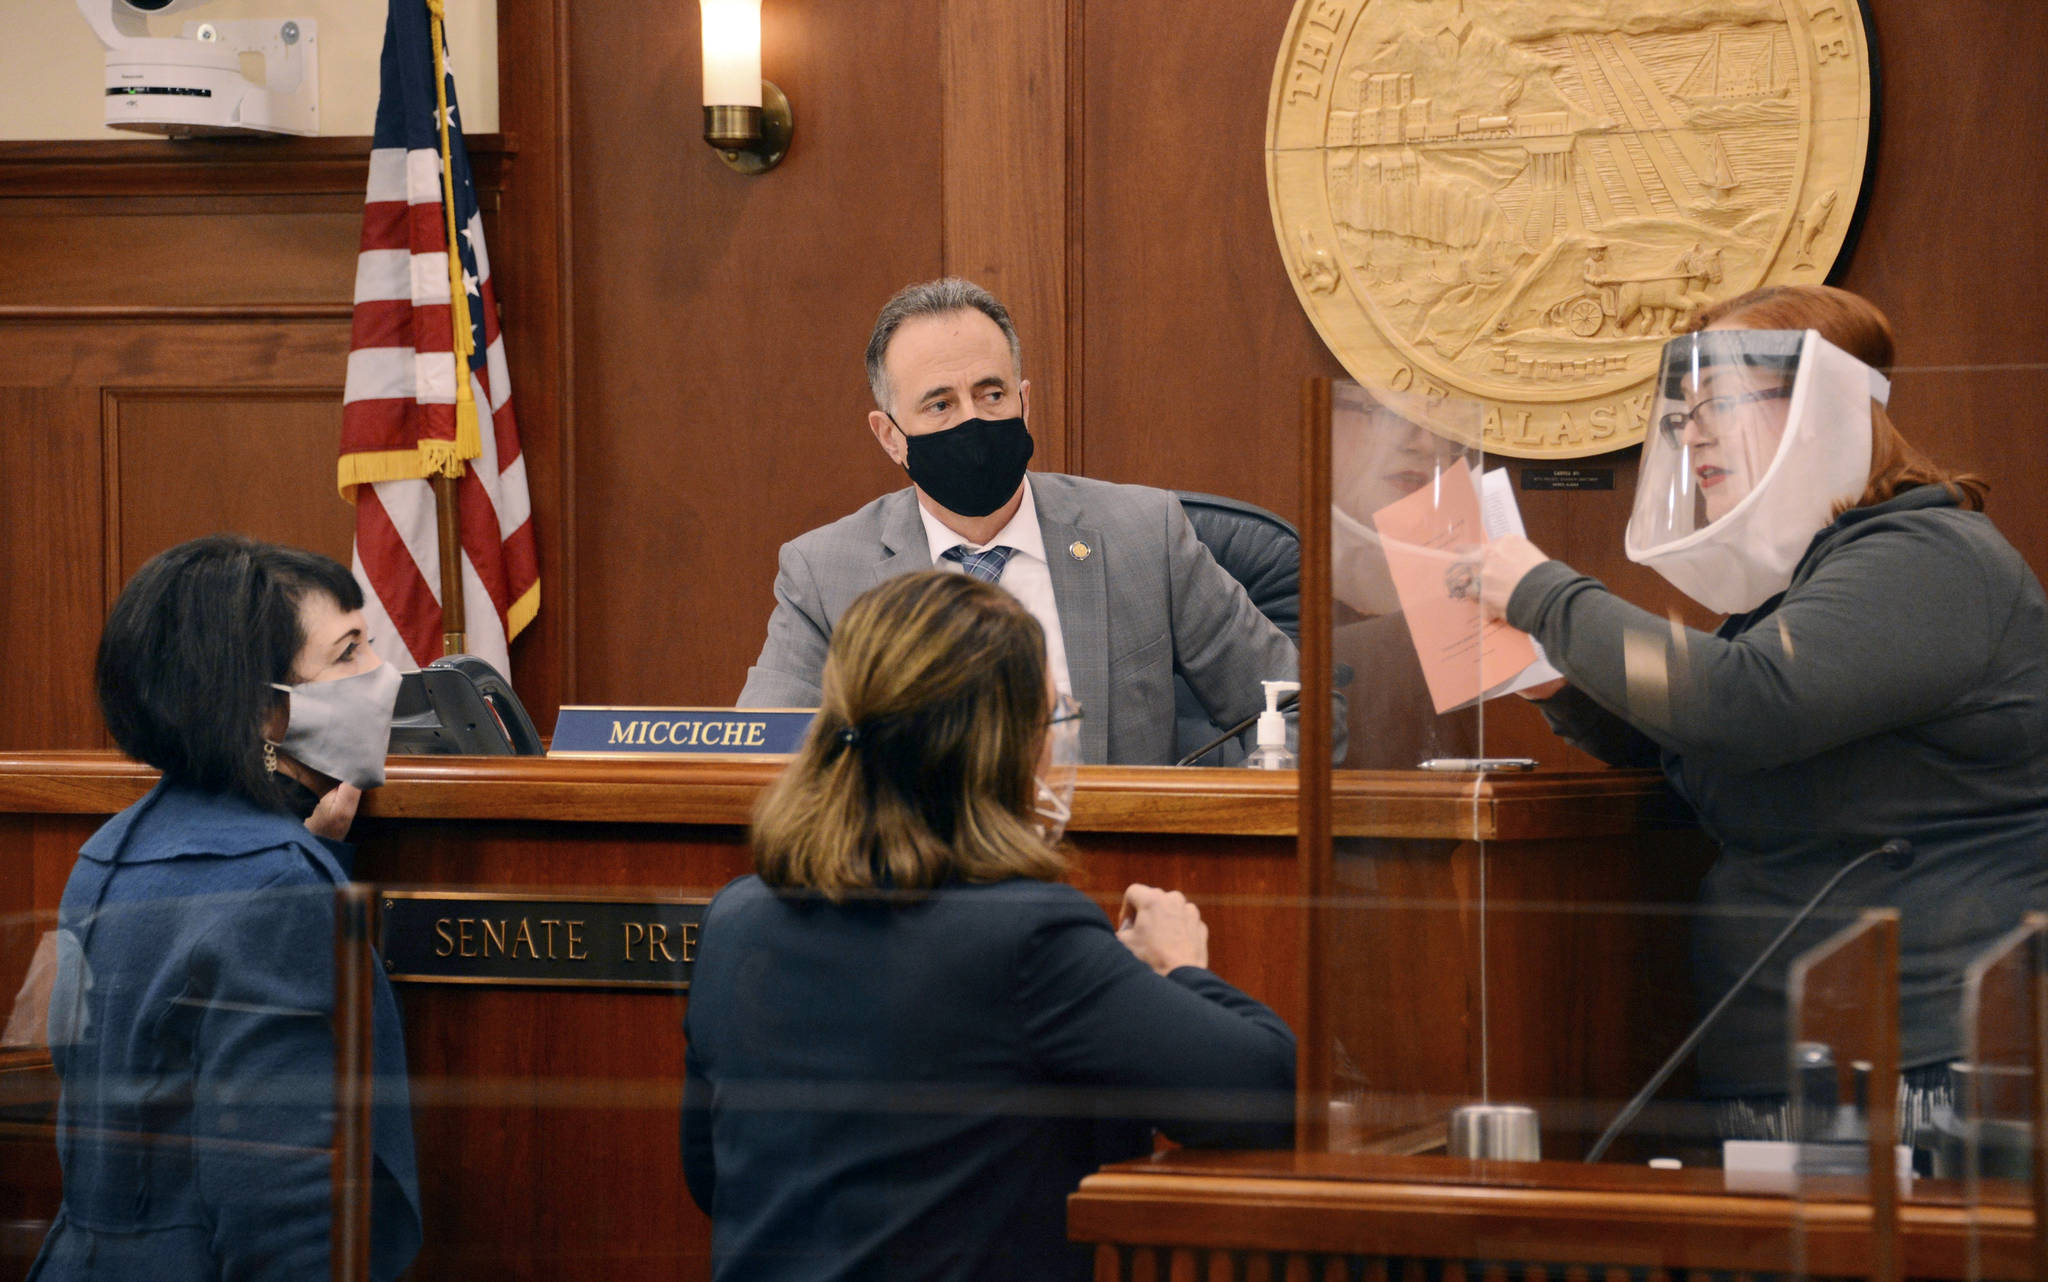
xmin=1582 ymin=837 xmax=1915 ymax=1164
xmin=1174 ymin=690 xmax=1299 ymax=768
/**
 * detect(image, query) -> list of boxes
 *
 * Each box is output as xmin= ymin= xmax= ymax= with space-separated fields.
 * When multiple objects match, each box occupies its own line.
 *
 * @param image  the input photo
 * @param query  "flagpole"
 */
xmin=434 ymin=473 xmax=467 ymax=655
xmin=429 ymin=0 xmax=470 ymax=661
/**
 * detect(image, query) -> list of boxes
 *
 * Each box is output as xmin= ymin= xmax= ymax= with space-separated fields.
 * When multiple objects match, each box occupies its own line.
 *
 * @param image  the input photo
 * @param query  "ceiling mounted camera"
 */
xmin=76 ymin=0 xmax=319 ymax=137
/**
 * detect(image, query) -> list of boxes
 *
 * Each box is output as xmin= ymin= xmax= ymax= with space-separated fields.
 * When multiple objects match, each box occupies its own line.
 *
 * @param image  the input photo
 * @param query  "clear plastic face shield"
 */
xmin=1626 ymin=329 xmax=1889 ymax=615
xmin=1033 ymin=691 xmax=1082 ymax=843
xmin=1330 ymin=383 xmax=1479 ymax=617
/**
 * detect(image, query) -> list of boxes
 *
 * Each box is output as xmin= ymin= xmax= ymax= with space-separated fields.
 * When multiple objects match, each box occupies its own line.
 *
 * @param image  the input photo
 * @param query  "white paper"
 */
xmin=1477 ymin=469 xmax=1525 ymax=540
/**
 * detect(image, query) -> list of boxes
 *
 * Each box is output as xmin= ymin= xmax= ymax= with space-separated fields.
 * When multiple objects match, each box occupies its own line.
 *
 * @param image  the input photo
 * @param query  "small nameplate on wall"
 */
xmin=548 ymin=706 xmax=815 ymax=757
xmin=379 ymin=892 xmax=710 ymax=990
xmin=1520 ymin=467 xmax=1616 ymax=492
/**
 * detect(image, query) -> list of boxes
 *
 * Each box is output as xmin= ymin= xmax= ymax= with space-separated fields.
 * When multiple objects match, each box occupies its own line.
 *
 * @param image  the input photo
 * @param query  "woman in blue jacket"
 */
xmin=31 ymin=535 xmax=420 ymax=1281
xmin=683 ymin=571 xmax=1296 ymax=1282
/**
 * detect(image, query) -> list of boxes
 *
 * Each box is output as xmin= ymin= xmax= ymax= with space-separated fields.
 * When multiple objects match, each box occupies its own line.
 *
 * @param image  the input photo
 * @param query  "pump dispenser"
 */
xmin=1243 ymin=680 xmax=1299 ymax=770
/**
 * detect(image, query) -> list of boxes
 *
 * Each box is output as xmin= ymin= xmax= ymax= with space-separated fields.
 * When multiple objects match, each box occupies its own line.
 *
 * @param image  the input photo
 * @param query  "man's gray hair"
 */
xmin=864 ymin=277 xmax=1023 ymax=413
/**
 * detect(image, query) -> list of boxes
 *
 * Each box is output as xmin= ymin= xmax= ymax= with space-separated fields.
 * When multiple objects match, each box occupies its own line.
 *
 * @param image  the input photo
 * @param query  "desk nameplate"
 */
xmin=378 ymin=890 xmax=709 ymax=990
xmin=548 ymin=705 xmax=815 ymax=759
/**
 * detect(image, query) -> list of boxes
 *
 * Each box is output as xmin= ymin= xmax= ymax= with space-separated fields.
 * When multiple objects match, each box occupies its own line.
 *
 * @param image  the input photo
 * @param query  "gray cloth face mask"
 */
xmin=269 ymin=662 xmax=403 ymax=789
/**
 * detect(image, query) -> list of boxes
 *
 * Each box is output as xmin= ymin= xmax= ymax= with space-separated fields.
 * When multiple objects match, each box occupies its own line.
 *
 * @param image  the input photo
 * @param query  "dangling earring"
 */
xmin=263 ymin=740 xmax=278 ymax=775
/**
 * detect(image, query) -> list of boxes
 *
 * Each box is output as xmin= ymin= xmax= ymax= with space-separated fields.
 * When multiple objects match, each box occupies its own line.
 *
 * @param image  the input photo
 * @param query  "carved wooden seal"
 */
xmin=1268 ymin=0 xmax=1875 ymax=458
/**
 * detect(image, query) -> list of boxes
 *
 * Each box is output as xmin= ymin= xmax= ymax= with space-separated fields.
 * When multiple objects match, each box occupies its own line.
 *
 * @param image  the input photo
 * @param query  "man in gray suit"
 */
xmin=736 ymin=278 xmax=1299 ymax=765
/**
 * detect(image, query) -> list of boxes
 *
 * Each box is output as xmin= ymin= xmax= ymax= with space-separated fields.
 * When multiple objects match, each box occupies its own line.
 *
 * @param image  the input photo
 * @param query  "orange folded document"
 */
xmin=1371 ymin=458 xmax=1555 ymax=713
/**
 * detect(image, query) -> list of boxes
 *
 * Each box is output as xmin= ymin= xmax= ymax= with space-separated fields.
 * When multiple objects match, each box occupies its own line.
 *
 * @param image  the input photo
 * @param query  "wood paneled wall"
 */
xmin=0 ymin=139 xmax=563 ymax=750
xmin=0 ymin=133 xmax=372 ymax=750
xmin=1 ymin=0 xmax=2045 ymax=754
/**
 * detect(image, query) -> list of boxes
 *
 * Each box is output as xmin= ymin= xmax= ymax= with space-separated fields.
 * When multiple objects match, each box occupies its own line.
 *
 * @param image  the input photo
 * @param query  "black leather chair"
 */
xmin=1172 ymin=492 xmax=1301 ymax=766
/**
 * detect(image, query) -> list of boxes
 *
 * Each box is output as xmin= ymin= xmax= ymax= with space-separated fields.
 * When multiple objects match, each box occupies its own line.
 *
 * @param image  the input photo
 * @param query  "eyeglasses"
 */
xmin=1049 ymin=693 xmax=1083 ymax=727
xmin=1658 ymin=385 xmax=1793 ymax=440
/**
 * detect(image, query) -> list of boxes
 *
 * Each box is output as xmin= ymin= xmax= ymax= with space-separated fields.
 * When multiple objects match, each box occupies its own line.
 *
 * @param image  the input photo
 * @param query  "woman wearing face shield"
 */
xmin=1478 ymin=284 xmax=2048 ymax=1153
xmin=682 ymin=571 xmax=1294 ymax=1282
xmin=31 ymin=535 xmax=420 ymax=1281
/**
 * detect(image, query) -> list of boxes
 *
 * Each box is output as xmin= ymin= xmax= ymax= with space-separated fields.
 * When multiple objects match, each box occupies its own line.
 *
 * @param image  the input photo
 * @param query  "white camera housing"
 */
xmin=77 ymin=0 xmax=319 ymax=137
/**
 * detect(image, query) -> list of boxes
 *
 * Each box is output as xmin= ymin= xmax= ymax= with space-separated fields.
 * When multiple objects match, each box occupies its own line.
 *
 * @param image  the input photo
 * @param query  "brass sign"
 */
xmin=1267 ymin=0 xmax=1874 ymax=458
xmin=379 ymin=891 xmax=709 ymax=990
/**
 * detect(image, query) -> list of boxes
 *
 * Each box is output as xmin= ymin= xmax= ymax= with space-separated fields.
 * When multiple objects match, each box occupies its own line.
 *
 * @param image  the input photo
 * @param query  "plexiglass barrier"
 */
xmin=1 ymin=881 xmax=394 ymax=1280
xmin=1785 ymin=909 xmax=1902 ymax=1282
xmin=1960 ymin=913 xmax=2048 ymax=1282
xmin=1328 ymin=378 xmax=1512 ymax=770
xmin=1 ymin=905 xmax=61 ymax=1275
xmin=1316 ymin=887 xmax=1747 ymax=1163
xmin=332 ymin=883 xmax=378 ymax=1282
xmin=8 ymin=865 xmax=2048 ymax=1276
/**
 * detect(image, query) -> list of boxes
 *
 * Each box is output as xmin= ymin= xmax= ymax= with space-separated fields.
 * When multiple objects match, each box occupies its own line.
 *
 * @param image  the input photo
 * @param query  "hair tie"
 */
xmin=836 ymin=725 xmax=861 ymax=749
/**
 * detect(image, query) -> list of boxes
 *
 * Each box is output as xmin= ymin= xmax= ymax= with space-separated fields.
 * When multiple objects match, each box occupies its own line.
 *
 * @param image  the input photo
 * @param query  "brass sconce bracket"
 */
xmin=703 ymin=79 xmax=793 ymax=174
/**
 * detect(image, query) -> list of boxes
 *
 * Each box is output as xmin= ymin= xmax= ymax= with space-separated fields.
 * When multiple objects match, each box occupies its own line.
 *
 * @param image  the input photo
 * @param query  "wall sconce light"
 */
xmin=701 ymin=0 xmax=792 ymax=174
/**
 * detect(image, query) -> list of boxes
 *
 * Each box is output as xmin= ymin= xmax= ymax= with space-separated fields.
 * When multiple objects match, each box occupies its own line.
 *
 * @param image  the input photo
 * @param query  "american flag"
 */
xmin=338 ymin=0 xmax=538 ymax=678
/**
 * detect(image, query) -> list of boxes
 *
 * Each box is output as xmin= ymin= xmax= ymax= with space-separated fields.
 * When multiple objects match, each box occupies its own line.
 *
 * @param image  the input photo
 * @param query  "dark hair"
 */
xmin=751 ymin=572 xmax=1065 ymax=899
xmin=97 ymin=534 xmax=364 ymax=811
xmin=1689 ymin=284 xmax=1987 ymax=513
xmin=864 ymin=277 xmax=1023 ymax=413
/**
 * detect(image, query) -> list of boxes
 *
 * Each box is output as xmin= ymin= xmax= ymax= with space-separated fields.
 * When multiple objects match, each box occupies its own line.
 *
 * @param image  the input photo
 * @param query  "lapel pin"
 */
xmin=1068 ymin=541 xmax=1091 ymax=561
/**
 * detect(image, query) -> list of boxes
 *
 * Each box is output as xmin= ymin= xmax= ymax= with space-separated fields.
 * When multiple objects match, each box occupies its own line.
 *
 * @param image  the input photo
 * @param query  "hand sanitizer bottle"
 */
xmin=1243 ymin=680 xmax=1299 ymax=770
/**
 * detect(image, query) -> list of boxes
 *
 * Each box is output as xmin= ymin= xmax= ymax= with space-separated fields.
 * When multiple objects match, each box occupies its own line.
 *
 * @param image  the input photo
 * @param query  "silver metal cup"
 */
xmin=1447 ymin=1103 xmax=1541 ymax=1161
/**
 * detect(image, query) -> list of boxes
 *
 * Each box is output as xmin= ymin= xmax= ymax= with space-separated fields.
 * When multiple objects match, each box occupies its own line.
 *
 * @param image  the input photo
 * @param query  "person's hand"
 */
xmin=1116 ymin=883 xmax=1209 ymax=976
xmin=1479 ymin=535 xmax=1552 ymax=621
xmin=305 ymin=781 xmax=361 ymax=841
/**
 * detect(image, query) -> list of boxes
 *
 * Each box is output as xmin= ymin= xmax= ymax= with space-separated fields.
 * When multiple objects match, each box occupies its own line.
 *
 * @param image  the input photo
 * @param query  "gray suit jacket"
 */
xmin=736 ymin=474 xmax=1299 ymax=765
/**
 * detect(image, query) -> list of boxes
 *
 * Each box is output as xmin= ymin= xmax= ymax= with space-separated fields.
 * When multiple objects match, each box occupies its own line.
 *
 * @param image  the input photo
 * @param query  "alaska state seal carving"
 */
xmin=1268 ymin=0 xmax=1875 ymax=458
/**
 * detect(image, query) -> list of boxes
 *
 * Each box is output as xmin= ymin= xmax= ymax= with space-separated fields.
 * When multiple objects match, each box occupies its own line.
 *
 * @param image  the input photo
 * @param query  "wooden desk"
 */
xmin=0 ymin=753 xmax=1696 ymax=1280
xmin=1069 ymin=1149 xmax=2036 ymax=1280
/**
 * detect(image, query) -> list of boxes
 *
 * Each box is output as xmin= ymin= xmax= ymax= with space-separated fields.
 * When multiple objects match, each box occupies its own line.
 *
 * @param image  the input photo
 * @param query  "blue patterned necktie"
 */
xmin=942 ymin=544 xmax=1015 ymax=583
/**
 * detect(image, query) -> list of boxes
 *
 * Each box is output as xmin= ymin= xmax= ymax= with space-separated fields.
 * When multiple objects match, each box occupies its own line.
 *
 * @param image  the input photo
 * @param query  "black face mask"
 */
xmin=893 ymin=414 xmax=1034 ymax=518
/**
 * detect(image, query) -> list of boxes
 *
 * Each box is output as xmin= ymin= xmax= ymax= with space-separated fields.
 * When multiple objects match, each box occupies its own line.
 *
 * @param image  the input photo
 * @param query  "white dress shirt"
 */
xmin=918 ymin=476 xmax=1074 ymax=697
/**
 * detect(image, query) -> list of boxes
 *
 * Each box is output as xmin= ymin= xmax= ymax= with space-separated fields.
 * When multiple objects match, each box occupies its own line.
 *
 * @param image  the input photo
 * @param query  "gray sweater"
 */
xmin=1509 ymin=486 xmax=2048 ymax=1095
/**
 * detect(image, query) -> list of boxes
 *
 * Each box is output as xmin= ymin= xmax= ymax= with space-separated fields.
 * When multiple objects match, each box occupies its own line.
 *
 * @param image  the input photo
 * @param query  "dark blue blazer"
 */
xmin=30 ymin=781 xmax=421 ymax=1282
xmin=682 ymin=875 xmax=1295 ymax=1282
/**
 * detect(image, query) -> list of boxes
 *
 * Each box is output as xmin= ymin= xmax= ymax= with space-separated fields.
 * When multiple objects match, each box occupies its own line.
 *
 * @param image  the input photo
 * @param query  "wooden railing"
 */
xmin=1070 ymin=1151 xmax=2038 ymax=1281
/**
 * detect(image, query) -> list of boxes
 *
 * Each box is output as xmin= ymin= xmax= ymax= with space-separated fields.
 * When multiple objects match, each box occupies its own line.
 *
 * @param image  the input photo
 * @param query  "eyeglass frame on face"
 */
xmin=1049 ymin=693 xmax=1083 ymax=727
xmin=1658 ymin=385 xmax=1794 ymax=441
